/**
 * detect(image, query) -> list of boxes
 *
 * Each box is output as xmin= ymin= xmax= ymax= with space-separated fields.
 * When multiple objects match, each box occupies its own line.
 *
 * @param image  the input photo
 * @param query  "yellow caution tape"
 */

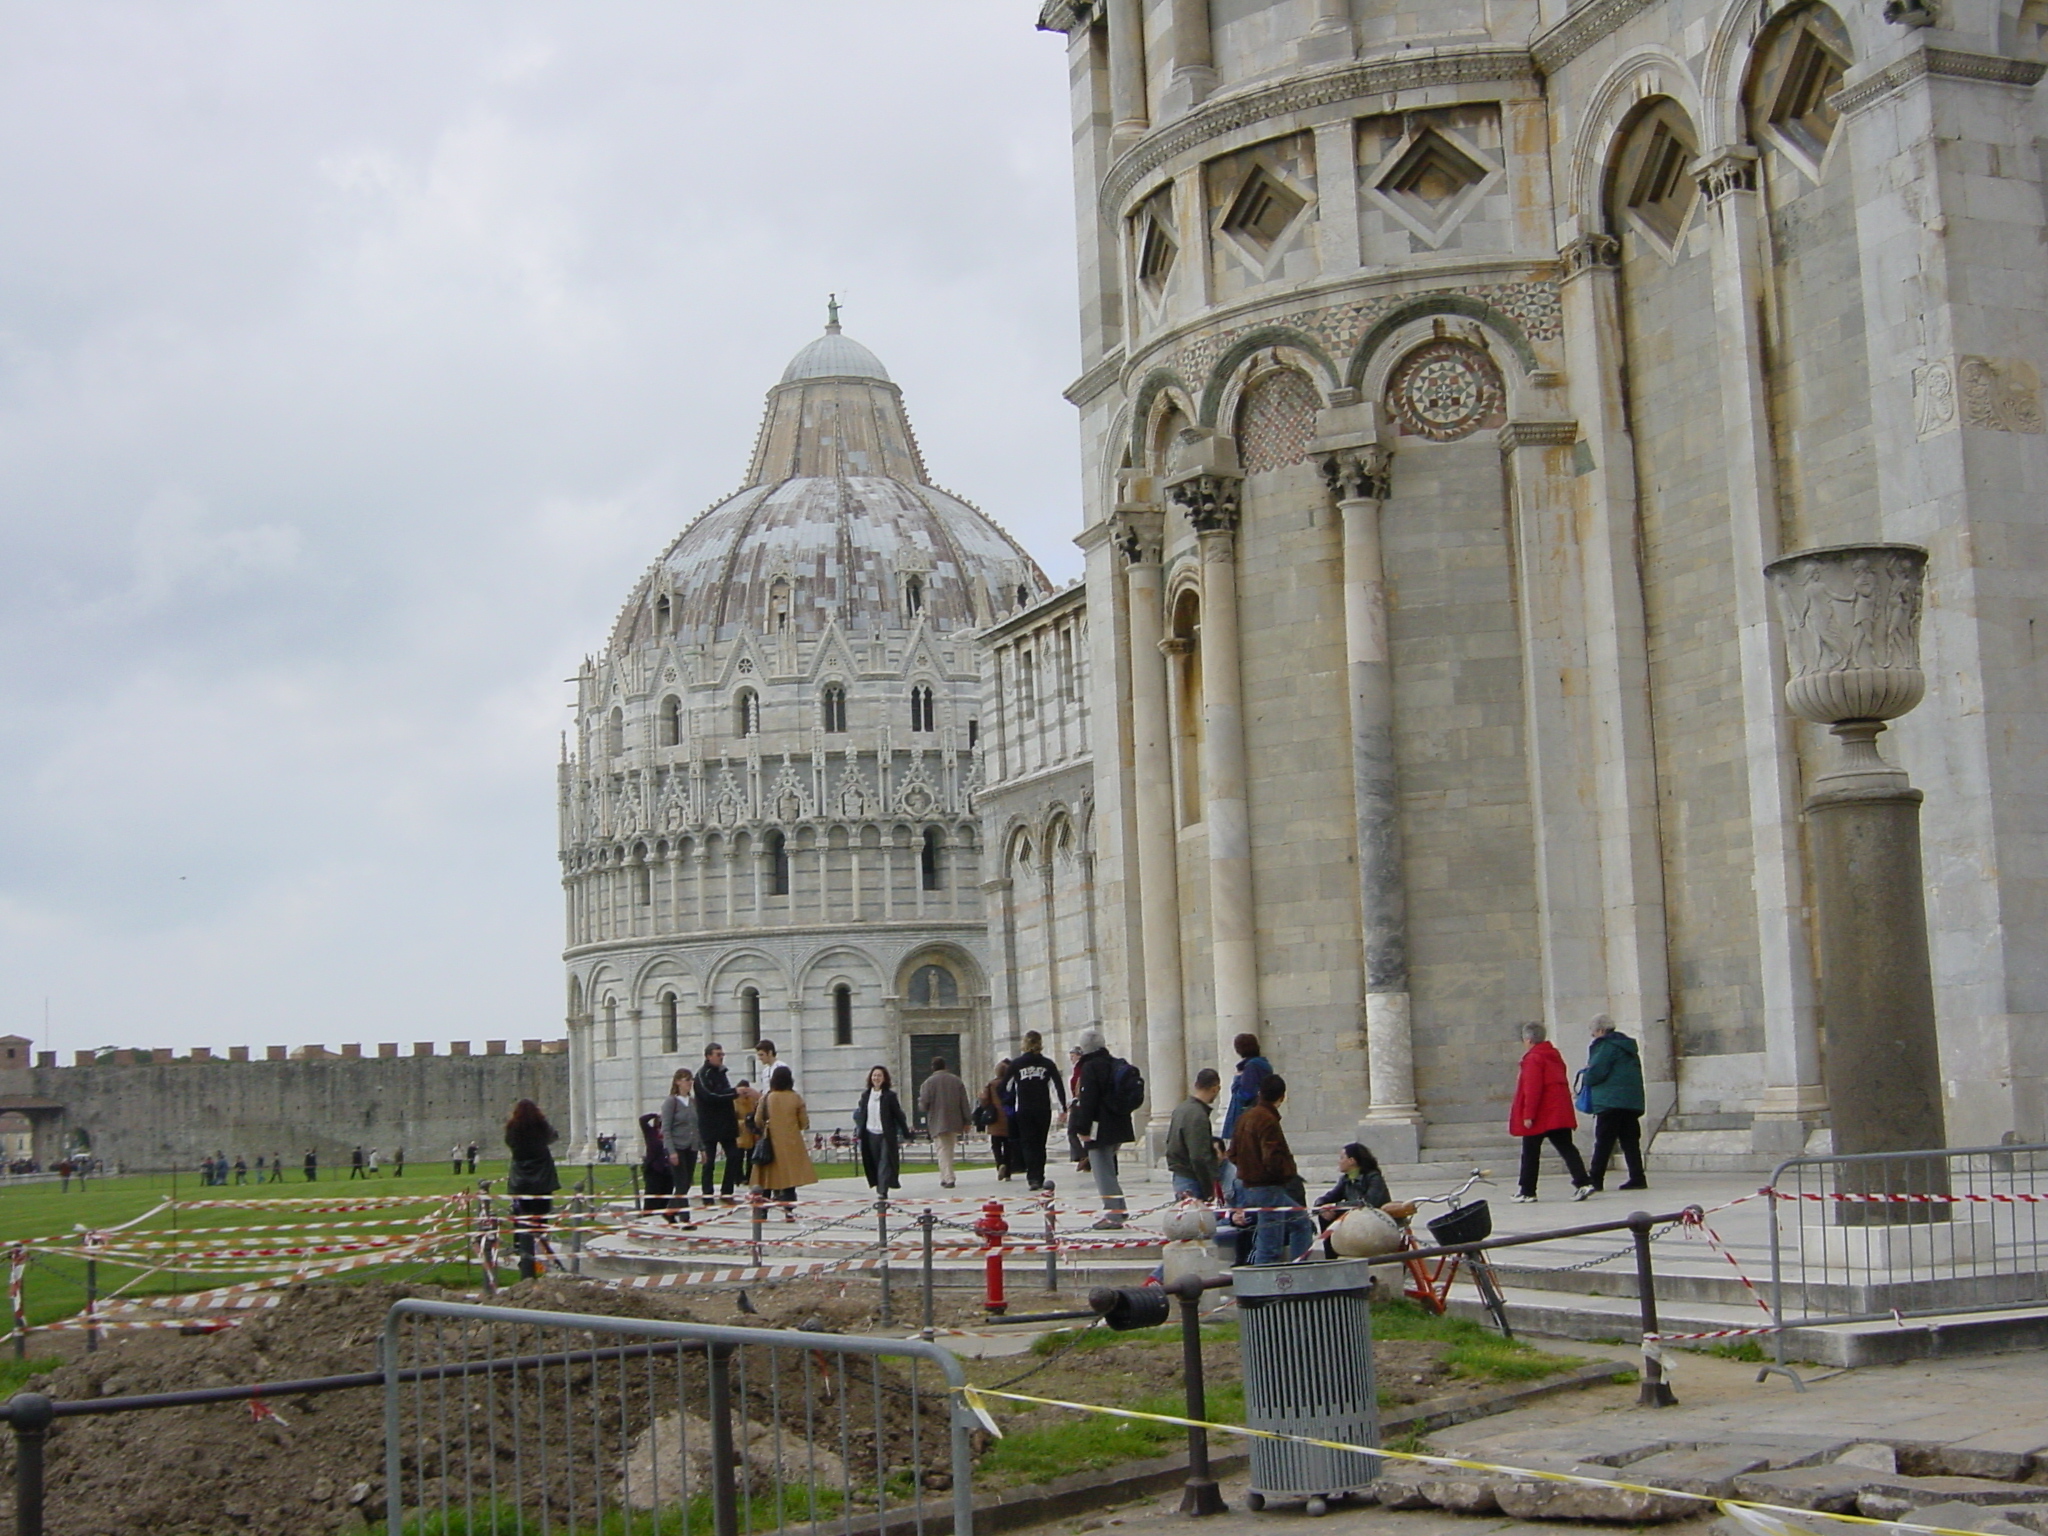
xmin=955 ymin=1385 xmax=1997 ymax=1536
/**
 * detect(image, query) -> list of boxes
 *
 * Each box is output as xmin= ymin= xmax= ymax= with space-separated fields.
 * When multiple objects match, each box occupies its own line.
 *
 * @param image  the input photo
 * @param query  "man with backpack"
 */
xmin=1069 ymin=1023 xmax=1143 ymax=1229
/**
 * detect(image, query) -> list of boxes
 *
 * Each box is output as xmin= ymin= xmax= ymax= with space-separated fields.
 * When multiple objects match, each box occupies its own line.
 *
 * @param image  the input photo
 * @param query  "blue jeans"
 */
xmin=1241 ymin=1184 xmax=1313 ymax=1265
xmin=1089 ymin=1143 xmax=1127 ymax=1217
xmin=1171 ymin=1173 xmax=1207 ymax=1202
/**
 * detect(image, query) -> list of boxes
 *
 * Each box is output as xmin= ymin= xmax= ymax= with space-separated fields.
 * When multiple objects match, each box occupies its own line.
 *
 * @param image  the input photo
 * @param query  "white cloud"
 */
xmin=0 ymin=1 xmax=1081 ymax=1058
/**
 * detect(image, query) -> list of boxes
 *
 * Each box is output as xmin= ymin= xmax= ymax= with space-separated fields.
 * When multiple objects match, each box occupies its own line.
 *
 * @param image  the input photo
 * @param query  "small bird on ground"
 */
xmin=735 ymin=1290 xmax=758 ymax=1315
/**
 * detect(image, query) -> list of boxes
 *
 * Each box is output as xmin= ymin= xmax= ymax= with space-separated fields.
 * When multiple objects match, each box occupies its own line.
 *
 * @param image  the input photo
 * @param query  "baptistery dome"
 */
xmin=560 ymin=313 xmax=1049 ymax=1156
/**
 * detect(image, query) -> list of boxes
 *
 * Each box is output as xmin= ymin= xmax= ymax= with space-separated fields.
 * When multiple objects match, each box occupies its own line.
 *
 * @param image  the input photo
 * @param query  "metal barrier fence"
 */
xmin=1768 ymin=1142 xmax=2048 ymax=1370
xmin=383 ymin=1298 xmax=977 ymax=1536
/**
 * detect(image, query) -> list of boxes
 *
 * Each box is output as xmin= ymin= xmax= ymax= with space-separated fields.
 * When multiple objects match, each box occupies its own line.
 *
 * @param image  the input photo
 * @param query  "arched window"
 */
xmin=769 ymin=577 xmax=792 ymax=633
xmin=822 ymin=684 xmax=847 ymax=733
xmin=735 ymin=689 xmax=760 ymax=737
xmin=967 ymin=718 xmax=979 ymax=748
xmin=606 ymin=707 xmax=625 ymax=757
xmin=833 ymin=984 xmax=853 ymax=1046
xmin=739 ymin=986 xmax=761 ymax=1049
xmin=632 ymin=847 xmax=652 ymax=906
xmin=908 ymin=964 xmax=958 ymax=1007
xmin=604 ymin=996 xmax=618 ymax=1057
xmin=920 ymin=826 xmax=943 ymax=891
xmin=909 ymin=685 xmax=934 ymax=732
xmin=655 ymin=593 xmax=672 ymax=632
xmin=658 ymin=695 xmax=681 ymax=747
xmin=660 ymin=993 xmax=679 ymax=1053
xmin=1170 ymin=589 xmax=1204 ymax=826
xmin=905 ymin=574 xmax=924 ymax=618
xmin=765 ymin=830 xmax=790 ymax=896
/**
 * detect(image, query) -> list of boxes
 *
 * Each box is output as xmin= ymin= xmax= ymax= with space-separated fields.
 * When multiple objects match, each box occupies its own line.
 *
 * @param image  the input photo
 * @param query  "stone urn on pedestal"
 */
xmin=1765 ymin=544 xmax=1950 ymax=1227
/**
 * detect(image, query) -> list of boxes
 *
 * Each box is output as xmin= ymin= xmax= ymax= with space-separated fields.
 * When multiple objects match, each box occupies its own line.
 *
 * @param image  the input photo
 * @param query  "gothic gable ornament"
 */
xmin=1387 ymin=340 xmax=1506 ymax=442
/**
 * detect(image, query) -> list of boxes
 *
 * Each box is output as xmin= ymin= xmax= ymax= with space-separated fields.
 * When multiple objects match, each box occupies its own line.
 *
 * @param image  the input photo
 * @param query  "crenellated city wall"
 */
xmin=1 ymin=1040 xmax=570 ymax=1171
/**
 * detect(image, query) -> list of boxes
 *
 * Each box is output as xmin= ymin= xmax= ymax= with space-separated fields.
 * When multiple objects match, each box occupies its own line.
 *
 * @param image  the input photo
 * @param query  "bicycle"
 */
xmin=1401 ymin=1169 xmax=1514 ymax=1337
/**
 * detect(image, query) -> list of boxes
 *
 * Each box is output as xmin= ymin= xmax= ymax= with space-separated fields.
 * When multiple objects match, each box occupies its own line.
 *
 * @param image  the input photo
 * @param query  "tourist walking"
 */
xmin=504 ymin=1098 xmax=560 ymax=1280
xmin=1071 ymin=1024 xmax=1138 ymax=1229
xmin=268 ymin=1153 xmax=284 ymax=1183
xmin=696 ymin=1044 xmax=743 ymax=1202
xmin=1066 ymin=1046 xmax=1087 ymax=1170
xmin=1229 ymin=1074 xmax=1313 ymax=1264
xmin=659 ymin=1067 xmax=700 ymax=1225
xmin=1221 ymin=1034 xmax=1272 ymax=1141
xmin=466 ymin=1141 xmax=479 ymax=1174
xmin=748 ymin=1066 xmax=815 ymax=1216
xmin=451 ymin=1143 xmax=463 ymax=1175
xmin=915 ymin=1056 xmax=973 ymax=1188
xmin=366 ymin=1148 xmax=381 ymax=1177
xmin=1007 ymin=1031 xmax=1067 ymax=1191
xmin=232 ymin=1155 xmax=247 ymax=1185
xmin=978 ymin=1062 xmax=1015 ymax=1180
xmin=1583 ymin=1015 xmax=1649 ymax=1192
xmin=304 ymin=1148 xmax=318 ymax=1182
xmin=854 ymin=1065 xmax=912 ymax=1193
xmin=1510 ymin=1022 xmax=1592 ymax=1202
xmin=394 ymin=1147 xmax=404 ymax=1178
xmin=1165 ymin=1068 xmax=1223 ymax=1201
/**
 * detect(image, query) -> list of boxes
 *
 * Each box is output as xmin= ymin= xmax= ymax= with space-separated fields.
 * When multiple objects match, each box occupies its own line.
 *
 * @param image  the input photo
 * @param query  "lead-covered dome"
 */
xmin=612 ymin=316 xmax=1046 ymax=649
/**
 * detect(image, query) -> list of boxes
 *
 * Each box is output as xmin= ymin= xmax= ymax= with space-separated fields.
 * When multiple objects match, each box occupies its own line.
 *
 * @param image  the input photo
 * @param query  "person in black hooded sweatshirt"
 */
xmin=1007 ymin=1030 xmax=1068 ymax=1192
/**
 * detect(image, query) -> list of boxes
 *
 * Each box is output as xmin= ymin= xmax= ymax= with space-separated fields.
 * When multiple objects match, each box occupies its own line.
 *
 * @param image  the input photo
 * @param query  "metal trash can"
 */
xmin=1234 ymin=1257 xmax=1380 ymax=1515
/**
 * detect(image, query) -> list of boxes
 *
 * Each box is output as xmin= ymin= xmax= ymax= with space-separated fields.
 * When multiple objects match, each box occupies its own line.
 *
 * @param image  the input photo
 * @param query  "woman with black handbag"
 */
xmin=747 ymin=1065 xmax=815 ymax=1219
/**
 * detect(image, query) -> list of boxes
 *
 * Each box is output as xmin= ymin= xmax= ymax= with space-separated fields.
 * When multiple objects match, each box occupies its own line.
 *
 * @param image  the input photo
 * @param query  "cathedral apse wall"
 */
xmin=1039 ymin=0 xmax=2048 ymax=1161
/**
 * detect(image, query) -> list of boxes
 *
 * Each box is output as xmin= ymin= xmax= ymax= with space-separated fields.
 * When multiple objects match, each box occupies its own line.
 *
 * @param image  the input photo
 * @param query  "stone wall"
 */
xmin=19 ymin=1047 xmax=568 ymax=1171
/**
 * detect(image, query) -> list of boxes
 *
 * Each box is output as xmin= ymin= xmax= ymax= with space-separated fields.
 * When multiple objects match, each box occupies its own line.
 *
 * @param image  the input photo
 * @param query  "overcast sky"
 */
xmin=0 ymin=4 xmax=1082 ymax=1060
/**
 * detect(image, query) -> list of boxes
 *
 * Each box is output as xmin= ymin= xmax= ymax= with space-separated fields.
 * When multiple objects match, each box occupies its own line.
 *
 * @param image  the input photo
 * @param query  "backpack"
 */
xmin=1109 ymin=1057 xmax=1145 ymax=1115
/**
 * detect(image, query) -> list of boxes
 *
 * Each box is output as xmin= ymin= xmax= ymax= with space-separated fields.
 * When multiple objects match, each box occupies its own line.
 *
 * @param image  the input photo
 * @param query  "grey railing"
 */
xmin=1768 ymin=1141 xmax=2048 ymax=1374
xmin=383 ymin=1297 xmax=977 ymax=1536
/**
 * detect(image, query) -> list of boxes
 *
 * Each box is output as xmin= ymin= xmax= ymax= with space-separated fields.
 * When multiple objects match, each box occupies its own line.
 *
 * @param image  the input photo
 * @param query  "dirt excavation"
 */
xmin=0 ymin=1276 xmax=1506 ymax=1535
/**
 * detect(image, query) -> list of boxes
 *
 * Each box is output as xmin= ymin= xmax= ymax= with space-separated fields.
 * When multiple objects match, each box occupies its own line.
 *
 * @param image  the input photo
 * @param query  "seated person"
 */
xmin=1314 ymin=1144 xmax=1418 ymax=1256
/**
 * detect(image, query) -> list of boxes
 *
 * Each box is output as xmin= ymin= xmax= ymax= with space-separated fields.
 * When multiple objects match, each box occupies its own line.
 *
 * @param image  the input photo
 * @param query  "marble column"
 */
xmin=1115 ymin=502 xmax=1186 ymax=1131
xmin=1106 ymin=0 xmax=1148 ymax=151
xmin=1556 ymin=232 xmax=1676 ymax=1116
xmin=1312 ymin=426 xmax=1420 ymax=1161
xmin=1299 ymin=0 xmax=1355 ymax=64
xmin=1168 ymin=436 xmax=1257 ymax=1072
xmin=1696 ymin=148 xmax=1827 ymax=1150
xmin=1163 ymin=0 xmax=1215 ymax=116
xmin=628 ymin=1006 xmax=645 ymax=1123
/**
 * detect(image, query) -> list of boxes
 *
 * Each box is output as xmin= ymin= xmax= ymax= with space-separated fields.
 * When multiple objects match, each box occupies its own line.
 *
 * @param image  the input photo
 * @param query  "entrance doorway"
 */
xmin=906 ymin=1034 xmax=960 ymax=1129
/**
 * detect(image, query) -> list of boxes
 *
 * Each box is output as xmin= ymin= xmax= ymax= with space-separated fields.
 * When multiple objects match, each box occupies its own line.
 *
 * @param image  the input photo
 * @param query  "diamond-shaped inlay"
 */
xmin=1366 ymin=125 xmax=1499 ymax=248
xmin=1766 ymin=25 xmax=1847 ymax=165
xmin=1618 ymin=107 xmax=1697 ymax=250
xmin=1133 ymin=187 xmax=1177 ymax=293
xmin=1221 ymin=165 xmax=1307 ymax=252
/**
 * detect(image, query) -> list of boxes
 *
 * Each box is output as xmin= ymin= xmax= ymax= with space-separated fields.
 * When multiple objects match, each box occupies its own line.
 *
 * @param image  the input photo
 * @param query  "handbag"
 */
xmin=1573 ymin=1068 xmax=1592 ymax=1115
xmin=750 ymin=1109 xmax=775 ymax=1170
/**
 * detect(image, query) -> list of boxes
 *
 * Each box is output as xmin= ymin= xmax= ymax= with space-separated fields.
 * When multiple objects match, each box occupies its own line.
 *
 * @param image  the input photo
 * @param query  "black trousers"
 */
xmin=700 ymin=1134 xmax=742 ymax=1197
xmin=1518 ymin=1129 xmax=1589 ymax=1195
xmin=1589 ymin=1110 xmax=1645 ymax=1189
xmin=1011 ymin=1111 xmax=1052 ymax=1189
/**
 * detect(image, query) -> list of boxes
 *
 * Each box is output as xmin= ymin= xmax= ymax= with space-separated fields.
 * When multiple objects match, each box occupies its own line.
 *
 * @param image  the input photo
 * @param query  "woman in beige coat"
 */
xmin=747 ymin=1065 xmax=816 ymax=1218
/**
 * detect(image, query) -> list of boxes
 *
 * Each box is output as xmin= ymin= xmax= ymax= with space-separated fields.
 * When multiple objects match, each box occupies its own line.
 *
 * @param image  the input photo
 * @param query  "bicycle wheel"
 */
xmin=1468 ymin=1252 xmax=1514 ymax=1338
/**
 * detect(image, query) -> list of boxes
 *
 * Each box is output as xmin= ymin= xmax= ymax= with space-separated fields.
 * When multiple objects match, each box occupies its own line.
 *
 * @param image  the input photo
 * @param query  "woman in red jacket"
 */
xmin=1509 ymin=1022 xmax=1592 ymax=1203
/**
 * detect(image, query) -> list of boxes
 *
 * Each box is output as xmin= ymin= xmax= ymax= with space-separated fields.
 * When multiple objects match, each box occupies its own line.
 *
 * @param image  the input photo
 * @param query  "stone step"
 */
xmin=1444 ymin=1280 xmax=2048 ymax=1368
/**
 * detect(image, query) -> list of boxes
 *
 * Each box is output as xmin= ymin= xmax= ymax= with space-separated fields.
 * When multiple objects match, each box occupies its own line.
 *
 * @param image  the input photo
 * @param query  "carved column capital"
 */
xmin=1316 ymin=443 xmax=1392 ymax=504
xmin=1158 ymin=636 xmax=1193 ymax=657
xmin=1113 ymin=507 xmax=1166 ymax=567
xmin=1558 ymin=231 xmax=1620 ymax=279
xmin=1169 ymin=473 xmax=1242 ymax=536
xmin=1693 ymin=147 xmax=1759 ymax=204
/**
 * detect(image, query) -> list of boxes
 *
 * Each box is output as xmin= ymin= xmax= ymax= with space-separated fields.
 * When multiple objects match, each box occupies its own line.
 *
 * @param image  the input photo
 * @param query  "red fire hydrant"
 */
xmin=977 ymin=1199 xmax=1009 ymax=1315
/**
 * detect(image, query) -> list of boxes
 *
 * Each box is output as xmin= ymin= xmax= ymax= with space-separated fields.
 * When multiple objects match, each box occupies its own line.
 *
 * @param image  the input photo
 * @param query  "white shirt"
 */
xmin=865 ymin=1090 xmax=886 ymax=1134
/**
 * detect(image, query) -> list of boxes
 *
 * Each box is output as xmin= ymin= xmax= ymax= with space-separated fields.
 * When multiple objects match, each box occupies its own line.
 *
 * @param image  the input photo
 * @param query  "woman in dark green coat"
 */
xmin=1583 ymin=1015 xmax=1647 ymax=1192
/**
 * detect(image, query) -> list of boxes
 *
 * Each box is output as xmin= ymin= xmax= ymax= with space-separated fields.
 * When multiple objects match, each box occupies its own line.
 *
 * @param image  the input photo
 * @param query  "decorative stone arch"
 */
xmin=1129 ymin=370 xmax=1199 ymax=469
xmin=1102 ymin=405 xmax=1137 ymax=509
xmin=1350 ymin=298 xmax=1543 ymax=402
xmin=1004 ymin=822 xmax=1036 ymax=872
xmin=566 ymin=973 xmax=586 ymax=1023
xmin=701 ymin=948 xmax=790 ymax=1002
xmin=1567 ymin=49 xmax=1709 ymax=230
xmin=631 ymin=954 xmax=696 ymax=1008
xmin=1701 ymin=0 xmax=1862 ymax=152
xmin=893 ymin=944 xmax=986 ymax=1002
xmin=795 ymin=945 xmax=885 ymax=995
xmin=1197 ymin=327 xmax=1341 ymax=429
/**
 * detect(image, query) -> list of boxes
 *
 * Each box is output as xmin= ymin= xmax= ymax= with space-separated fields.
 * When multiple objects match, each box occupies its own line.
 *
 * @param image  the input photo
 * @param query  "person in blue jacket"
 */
xmin=1220 ymin=1033 xmax=1272 ymax=1141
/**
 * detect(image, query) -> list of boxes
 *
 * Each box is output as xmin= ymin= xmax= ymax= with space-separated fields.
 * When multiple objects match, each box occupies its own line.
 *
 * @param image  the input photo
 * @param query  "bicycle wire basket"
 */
xmin=1426 ymin=1199 xmax=1492 ymax=1248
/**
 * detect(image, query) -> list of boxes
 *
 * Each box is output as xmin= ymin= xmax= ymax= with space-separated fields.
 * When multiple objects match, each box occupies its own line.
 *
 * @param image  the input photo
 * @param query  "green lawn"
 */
xmin=0 ymin=1158 xmax=962 ymax=1330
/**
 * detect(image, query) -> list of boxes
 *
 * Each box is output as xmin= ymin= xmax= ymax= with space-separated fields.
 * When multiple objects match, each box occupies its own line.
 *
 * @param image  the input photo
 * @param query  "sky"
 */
xmin=0 ymin=4 xmax=1083 ymax=1060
